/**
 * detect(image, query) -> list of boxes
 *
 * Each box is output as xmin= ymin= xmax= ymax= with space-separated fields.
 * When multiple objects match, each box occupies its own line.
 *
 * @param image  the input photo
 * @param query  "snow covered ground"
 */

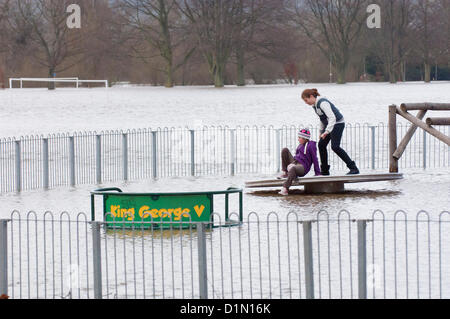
xmin=1 ymin=81 xmax=450 ymax=137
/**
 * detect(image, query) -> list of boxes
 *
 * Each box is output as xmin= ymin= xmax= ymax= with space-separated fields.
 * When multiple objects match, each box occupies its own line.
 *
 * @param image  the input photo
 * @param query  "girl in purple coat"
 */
xmin=279 ymin=129 xmax=322 ymax=196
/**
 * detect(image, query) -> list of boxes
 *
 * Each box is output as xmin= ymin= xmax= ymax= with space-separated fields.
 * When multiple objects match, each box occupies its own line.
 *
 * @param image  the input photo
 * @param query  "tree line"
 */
xmin=0 ymin=0 xmax=449 ymax=88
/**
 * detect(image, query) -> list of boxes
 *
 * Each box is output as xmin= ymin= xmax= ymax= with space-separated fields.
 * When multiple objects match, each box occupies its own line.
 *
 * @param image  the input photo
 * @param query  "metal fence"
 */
xmin=1 ymin=210 xmax=450 ymax=299
xmin=1 ymin=123 xmax=449 ymax=193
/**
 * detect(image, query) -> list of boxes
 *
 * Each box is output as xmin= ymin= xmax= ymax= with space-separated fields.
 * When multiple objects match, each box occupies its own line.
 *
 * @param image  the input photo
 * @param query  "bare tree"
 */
xmin=119 ymin=0 xmax=194 ymax=87
xmin=368 ymin=0 xmax=412 ymax=83
xmin=10 ymin=0 xmax=84 ymax=89
xmin=434 ymin=0 xmax=450 ymax=74
xmin=0 ymin=0 xmax=11 ymax=87
xmin=232 ymin=0 xmax=286 ymax=86
xmin=293 ymin=0 xmax=367 ymax=84
xmin=179 ymin=0 xmax=242 ymax=87
xmin=412 ymin=0 xmax=441 ymax=82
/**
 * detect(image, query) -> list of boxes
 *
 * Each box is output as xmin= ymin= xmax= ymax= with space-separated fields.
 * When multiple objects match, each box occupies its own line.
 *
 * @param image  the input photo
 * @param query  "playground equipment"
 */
xmin=90 ymin=187 xmax=243 ymax=229
xmin=9 ymin=77 xmax=109 ymax=89
xmin=389 ymin=103 xmax=450 ymax=173
xmin=245 ymin=173 xmax=403 ymax=194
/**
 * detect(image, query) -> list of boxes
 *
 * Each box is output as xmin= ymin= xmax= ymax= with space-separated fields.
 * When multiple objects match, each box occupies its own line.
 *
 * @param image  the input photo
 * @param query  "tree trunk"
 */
xmin=336 ymin=63 xmax=347 ymax=84
xmin=389 ymin=63 xmax=397 ymax=84
xmin=165 ymin=61 xmax=174 ymax=88
xmin=48 ymin=68 xmax=55 ymax=90
xmin=424 ymin=61 xmax=431 ymax=83
xmin=236 ymin=47 xmax=245 ymax=86
xmin=214 ymin=64 xmax=225 ymax=88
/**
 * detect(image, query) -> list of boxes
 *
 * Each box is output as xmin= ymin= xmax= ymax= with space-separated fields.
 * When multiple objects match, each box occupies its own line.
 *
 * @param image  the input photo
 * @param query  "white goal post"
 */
xmin=9 ymin=78 xmax=109 ymax=89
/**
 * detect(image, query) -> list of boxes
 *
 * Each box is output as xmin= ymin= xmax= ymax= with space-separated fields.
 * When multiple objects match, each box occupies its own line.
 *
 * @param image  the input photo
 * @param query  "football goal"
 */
xmin=9 ymin=78 xmax=109 ymax=89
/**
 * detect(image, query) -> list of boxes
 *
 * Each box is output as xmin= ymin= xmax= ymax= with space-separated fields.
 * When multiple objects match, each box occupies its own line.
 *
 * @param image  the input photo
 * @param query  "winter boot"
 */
xmin=321 ymin=164 xmax=331 ymax=176
xmin=279 ymin=187 xmax=289 ymax=196
xmin=347 ymin=162 xmax=360 ymax=175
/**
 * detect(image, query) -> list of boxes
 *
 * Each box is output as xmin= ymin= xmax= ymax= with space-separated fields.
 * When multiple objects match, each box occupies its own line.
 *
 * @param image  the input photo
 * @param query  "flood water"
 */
xmin=2 ymin=168 xmax=448 ymax=220
xmin=1 ymin=83 xmax=449 ymax=299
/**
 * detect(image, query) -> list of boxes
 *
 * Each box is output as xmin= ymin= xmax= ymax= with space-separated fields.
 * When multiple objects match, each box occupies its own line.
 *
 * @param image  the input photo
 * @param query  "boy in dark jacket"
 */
xmin=279 ymin=129 xmax=321 ymax=196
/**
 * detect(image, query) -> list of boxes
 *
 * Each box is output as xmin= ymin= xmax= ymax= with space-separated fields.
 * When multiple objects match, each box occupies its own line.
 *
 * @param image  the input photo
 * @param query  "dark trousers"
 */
xmin=281 ymin=148 xmax=305 ymax=189
xmin=318 ymin=123 xmax=355 ymax=169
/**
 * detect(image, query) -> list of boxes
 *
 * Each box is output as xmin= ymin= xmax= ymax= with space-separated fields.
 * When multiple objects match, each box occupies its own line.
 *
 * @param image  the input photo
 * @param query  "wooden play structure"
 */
xmin=389 ymin=103 xmax=450 ymax=173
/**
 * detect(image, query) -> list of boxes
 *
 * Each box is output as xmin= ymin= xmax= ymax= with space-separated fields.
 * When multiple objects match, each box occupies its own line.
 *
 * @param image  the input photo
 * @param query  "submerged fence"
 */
xmin=1 ymin=123 xmax=449 ymax=193
xmin=1 ymin=210 xmax=450 ymax=299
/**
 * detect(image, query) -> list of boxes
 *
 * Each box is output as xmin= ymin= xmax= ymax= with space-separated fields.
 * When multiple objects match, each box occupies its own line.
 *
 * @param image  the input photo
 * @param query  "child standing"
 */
xmin=301 ymin=89 xmax=360 ymax=176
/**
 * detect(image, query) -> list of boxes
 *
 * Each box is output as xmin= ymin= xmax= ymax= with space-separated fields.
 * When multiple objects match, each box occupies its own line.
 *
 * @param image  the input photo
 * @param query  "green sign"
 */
xmin=104 ymin=194 xmax=212 ymax=229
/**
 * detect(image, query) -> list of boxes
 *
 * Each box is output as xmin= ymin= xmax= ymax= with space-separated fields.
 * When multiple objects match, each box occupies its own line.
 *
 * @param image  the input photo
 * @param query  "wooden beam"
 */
xmin=396 ymin=107 xmax=450 ymax=146
xmin=389 ymin=105 xmax=398 ymax=173
xmin=400 ymin=103 xmax=450 ymax=112
xmin=393 ymin=110 xmax=427 ymax=160
xmin=245 ymin=173 xmax=404 ymax=190
xmin=426 ymin=117 xmax=450 ymax=126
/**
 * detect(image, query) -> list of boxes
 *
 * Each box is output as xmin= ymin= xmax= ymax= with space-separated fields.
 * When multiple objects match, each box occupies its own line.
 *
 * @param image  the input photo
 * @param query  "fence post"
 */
xmin=303 ymin=221 xmax=314 ymax=299
xmin=190 ymin=130 xmax=195 ymax=177
xmin=197 ymin=223 xmax=208 ymax=299
xmin=15 ymin=140 xmax=21 ymax=192
xmin=0 ymin=220 xmax=8 ymax=297
xmin=230 ymin=129 xmax=236 ymax=176
xmin=423 ymin=130 xmax=427 ymax=169
xmin=91 ymin=222 xmax=102 ymax=299
xmin=358 ymin=220 xmax=367 ymax=299
xmin=96 ymin=135 xmax=102 ymax=184
xmin=69 ymin=136 xmax=76 ymax=187
xmin=122 ymin=133 xmax=128 ymax=182
xmin=43 ymin=138 xmax=49 ymax=189
xmin=152 ymin=131 xmax=158 ymax=179
xmin=371 ymin=126 xmax=376 ymax=170
xmin=276 ymin=129 xmax=281 ymax=173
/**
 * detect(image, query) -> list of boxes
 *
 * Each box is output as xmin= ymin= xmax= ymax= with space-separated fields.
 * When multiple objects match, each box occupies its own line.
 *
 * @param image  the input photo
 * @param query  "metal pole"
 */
xmin=423 ymin=130 xmax=427 ymax=169
xmin=122 ymin=133 xmax=128 ymax=182
xmin=43 ymin=138 xmax=49 ymax=189
xmin=69 ymin=136 xmax=76 ymax=187
xmin=197 ymin=223 xmax=208 ymax=299
xmin=358 ymin=220 xmax=367 ymax=299
xmin=152 ymin=131 xmax=158 ymax=179
xmin=96 ymin=135 xmax=102 ymax=185
xmin=91 ymin=222 xmax=102 ymax=299
xmin=276 ymin=129 xmax=281 ymax=173
xmin=190 ymin=130 xmax=195 ymax=177
xmin=0 ymin=220 xmax=8 ymax=297
xmin=15 ymin=140 xmax=21 ymax=192
xmin=303 ymin=221 xmax=314 ymax=299
xmin=239 ymin=191 xmax=243 ymax=223
xmin=371 ymin=126 xmax=376 ymax=170
xmin=230 ymin=129 xmax=236 ymax=176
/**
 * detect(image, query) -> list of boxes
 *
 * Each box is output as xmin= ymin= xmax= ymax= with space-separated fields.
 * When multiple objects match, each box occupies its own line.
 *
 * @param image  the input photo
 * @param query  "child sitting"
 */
xmin=278 ymin=129 xmax=322 ymax=196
